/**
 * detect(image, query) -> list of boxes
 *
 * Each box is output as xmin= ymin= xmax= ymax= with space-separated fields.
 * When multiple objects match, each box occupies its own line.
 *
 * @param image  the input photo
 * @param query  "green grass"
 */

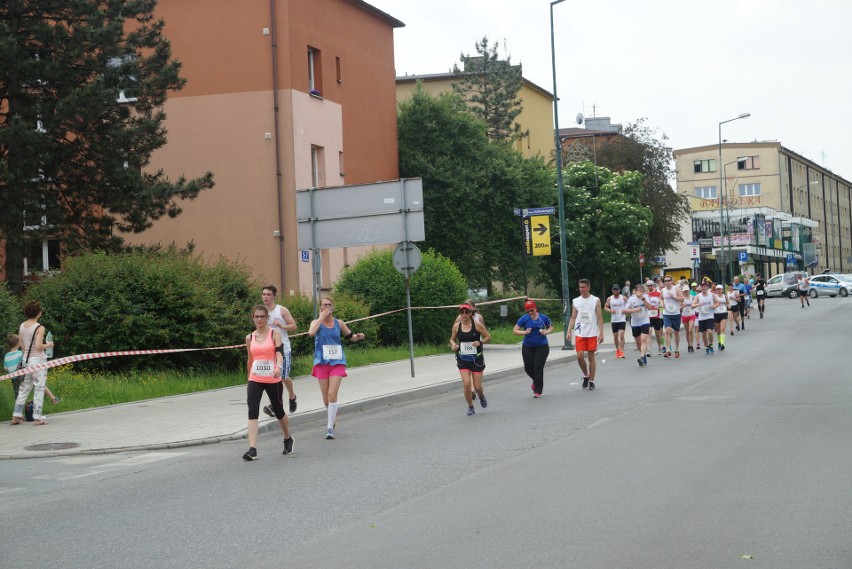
xmin=0 ymin=343 xmax=450 ymax=420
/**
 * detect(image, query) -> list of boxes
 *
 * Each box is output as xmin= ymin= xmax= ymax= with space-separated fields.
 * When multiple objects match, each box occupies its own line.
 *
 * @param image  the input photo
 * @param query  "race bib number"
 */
xmin=459 ymin=342 xmax=476 ymax=355
xmin=322 ymin=344 xmax=343 ymax=361
xmin=700 ymin=305 xmax=712 ymax=315
xmin=579 ymin=312 xmax=592 ymax=323
xmin=664 ymin=300 xmax=678 ymax=313
xmin=613 ymin=308 xmax=622 ymax=316
xmin=682 ymin=306 xmax=694 ymax=316
xmin=649 ymin=309 xmax=659 ymax=318
xmin=756 ymin=290 xmax=764 ymax=296
xmin=252 ymin=359 xmax=274 ymax=377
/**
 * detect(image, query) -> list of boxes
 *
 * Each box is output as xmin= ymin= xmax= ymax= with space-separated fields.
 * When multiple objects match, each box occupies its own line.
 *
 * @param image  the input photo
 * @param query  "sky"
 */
xmin=372 ymin=0 xmax=852 ymax=181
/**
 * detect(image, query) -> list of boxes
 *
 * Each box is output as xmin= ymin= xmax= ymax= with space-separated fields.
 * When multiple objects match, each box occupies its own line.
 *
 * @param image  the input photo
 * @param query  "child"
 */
xmin=5 ymin=333 xmax=61 ymax=404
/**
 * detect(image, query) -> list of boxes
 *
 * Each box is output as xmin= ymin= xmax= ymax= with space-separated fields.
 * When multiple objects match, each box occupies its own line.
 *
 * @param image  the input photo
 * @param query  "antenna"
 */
xmin=576 ymin=112 xmax=584 ymax=125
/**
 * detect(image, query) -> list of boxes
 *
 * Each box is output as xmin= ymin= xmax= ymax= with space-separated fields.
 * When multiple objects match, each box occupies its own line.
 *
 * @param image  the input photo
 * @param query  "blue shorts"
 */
xmin=663 ymin=314 xmax=681 ymax=331
xmin=278 ymin=351 xmax=292 ymax=379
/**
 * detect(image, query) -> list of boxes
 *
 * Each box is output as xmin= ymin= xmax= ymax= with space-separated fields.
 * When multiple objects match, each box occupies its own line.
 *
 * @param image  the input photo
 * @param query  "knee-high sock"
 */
xmin=719 ymin=333 xmax=725 ymax=345
xmin=327 ymin=402 xmax=338 ymax=430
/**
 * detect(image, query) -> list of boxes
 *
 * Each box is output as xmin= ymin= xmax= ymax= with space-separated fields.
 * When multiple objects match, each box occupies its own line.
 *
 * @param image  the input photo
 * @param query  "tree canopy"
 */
xmin=0 ymin=0 xmax=214 ymax=292
xmin=452 ymin=36 xmax=524 ymax=142
xmin=398 ymin=85 xmax=554 ymax=292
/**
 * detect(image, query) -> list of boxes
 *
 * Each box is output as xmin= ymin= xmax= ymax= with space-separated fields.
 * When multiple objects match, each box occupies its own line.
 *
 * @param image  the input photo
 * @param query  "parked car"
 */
xmin=808 ymin=274 xmax=851 ymax=297
xmin=764 ymin=271 xmax=807 ymax=298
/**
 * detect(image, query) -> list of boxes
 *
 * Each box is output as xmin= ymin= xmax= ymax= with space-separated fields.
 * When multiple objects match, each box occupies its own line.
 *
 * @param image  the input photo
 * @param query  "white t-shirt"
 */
xmin=625 ymin=295 xmax=650 ymax=327
xmin=268 ymin=304 xmax=291 ymax=352
xmin=572 ymin=295 xmax=600 ymax=338
xmin=608 ymin=295 xmax=626 ymax=323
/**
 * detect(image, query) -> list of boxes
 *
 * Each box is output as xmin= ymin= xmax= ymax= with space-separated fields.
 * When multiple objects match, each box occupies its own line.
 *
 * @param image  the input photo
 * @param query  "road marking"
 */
xmin=33 ymin=452 xmax=188 ymax=481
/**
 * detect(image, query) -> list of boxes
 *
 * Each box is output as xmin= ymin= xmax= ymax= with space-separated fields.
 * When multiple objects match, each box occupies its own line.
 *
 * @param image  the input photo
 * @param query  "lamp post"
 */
xmin=718 ymin=112 xmax=750 ymax=284
xmin=550 ymin=0 xmax=572 ymax=349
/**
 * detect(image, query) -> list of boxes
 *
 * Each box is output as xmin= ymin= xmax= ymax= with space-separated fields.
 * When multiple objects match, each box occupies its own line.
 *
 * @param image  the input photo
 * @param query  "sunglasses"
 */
xmin=459 ymin=309 xmax=471 ymax=314
xmin=253 ymin=315 xmax=267 ymax=319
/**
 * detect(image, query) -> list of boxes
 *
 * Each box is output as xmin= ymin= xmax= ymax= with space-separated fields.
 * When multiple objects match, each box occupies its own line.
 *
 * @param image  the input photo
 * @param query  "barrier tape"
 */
xmin=0 ymin=295 xmax=561 ymax=383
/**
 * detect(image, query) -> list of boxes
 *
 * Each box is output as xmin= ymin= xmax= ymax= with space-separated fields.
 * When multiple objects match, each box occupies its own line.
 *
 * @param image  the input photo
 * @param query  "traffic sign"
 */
xmin=688 ymin=242 xmax=700 ymax=260
xmin=522 ymin=207 xmax=556 ymax=217
xmin=300 ymin=250 xmax=310 ymax=262
xmin=639 ymin=253 xmax=645 ymax=267
xmin=738 ymin=251 xmax=748 ymax=262
xmin=529 ymin=215 xmax=551 ymax=256
xmin=786 ymin=253 xmax=795 ymax=266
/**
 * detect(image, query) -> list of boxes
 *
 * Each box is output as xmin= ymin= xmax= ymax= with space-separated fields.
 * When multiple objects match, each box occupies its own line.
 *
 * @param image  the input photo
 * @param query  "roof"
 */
xmin=558 ymin=127 xmax=622 ymax=138
xmin=346 ymin=0 xmax=405 ymax=28
xmin=396 ymin=72 xmax=553 ymax=99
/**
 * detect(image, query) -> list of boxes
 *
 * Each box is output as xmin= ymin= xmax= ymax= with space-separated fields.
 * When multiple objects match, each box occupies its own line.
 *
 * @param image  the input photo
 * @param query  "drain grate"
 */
xmin=24 ymin=442 xmax=81 ymax=451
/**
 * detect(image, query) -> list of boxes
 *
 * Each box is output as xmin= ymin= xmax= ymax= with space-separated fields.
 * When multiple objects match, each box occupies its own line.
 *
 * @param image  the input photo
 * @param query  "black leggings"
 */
xmin=247 ymin=381 xmax=285 ymax=420
xmin=522 ymin=344 xmax=550 ymax=394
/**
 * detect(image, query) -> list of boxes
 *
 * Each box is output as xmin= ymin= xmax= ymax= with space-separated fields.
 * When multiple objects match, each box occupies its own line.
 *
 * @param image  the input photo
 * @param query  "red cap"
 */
xmin=459 ymin=303 xmax=473 ymax=310
xmin=524 ymin=300 xmax=537 ymax=311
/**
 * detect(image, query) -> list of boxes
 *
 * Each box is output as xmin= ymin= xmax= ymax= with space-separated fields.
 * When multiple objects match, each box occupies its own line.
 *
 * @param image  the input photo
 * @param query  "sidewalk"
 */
xmin=0 ymin=331 xmax=616 ymax=460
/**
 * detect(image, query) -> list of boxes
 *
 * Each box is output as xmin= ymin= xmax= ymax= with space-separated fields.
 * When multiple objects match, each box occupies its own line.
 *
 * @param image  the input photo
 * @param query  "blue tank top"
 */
xmin=313 ymin=318 xmax=347 ymax=366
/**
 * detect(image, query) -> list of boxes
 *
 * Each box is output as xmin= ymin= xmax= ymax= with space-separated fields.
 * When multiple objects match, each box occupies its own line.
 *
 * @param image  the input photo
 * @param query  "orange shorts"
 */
xmin=574 ymin=336 xmax=598 ymax=353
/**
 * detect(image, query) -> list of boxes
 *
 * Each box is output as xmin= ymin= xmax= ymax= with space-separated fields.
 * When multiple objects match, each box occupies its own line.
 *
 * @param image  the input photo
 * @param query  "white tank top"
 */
xmin=727 ymin=291 xmax=739 ymax=307
xmin=18 ymin=323 xmax=45 ymax=360
xmin=572 ymin=295 xmax=600 ymax=337
xmin=695 ymin=293 xmax=715 ymax=320
xmin=608 ymin=295 xmax=626 ymax=323
xmin=713 ymin=293 xmax=728 ymax=314
xmin=268 ymin=304 xmax=291 ymax=351
xmin=661 ymin=287 xmax=682 ymax=316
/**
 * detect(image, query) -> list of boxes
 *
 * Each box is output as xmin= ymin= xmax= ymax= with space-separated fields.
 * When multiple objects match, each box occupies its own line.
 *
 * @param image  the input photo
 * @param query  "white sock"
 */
xmin=327 ymin=403 xmax=338 ymax=430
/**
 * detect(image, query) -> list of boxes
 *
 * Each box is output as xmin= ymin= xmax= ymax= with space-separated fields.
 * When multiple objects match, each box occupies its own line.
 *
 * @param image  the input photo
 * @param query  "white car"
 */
xmin=764 ymin=272 xmax=806 ymax=298
xmin=808 ymin=274 xmax=851 ymax=298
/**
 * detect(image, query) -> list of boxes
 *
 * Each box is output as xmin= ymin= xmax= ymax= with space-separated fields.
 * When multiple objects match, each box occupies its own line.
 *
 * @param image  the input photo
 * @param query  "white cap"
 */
xmin=716 ymin=284 xmax=723 ymax=289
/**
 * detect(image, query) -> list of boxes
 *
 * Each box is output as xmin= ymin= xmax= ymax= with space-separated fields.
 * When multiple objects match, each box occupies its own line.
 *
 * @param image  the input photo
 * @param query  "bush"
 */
xmin=0 ymin=283 xmax=21 ymax=344
xmin=274 ymin=292 xmax=377 ymax=358
xmin=333 ymin=248 xmax=467 ymax=345
xmin=26 ymin=248 xmax=261 ymax=371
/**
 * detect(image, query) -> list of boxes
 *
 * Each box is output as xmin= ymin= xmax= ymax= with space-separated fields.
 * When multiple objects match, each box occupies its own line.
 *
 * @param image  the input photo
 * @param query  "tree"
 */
xmin=541 ymin=161 xmax=652 ymax=293
xmin=0 ymin=0 xmax=214 ymax=293
xmin=398 ymin=85 xmax=554 ymax=292
xmin=452 ymin=36 xmax=524 ymax=142
xmin=593 ymin=118 xmax=689 ymax=257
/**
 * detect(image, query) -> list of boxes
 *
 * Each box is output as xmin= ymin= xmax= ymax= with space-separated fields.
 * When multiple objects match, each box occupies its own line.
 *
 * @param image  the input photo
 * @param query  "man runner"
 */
xmin=567 ymin=279 xmax=605 ymax=390
xmin=660 ymin=276 xmax=684 ymax=358
xmin=753 ymin=274 xmax=767 ymax=318
xmin=261 ymin=285 xmax=298 ymax=417
xmin=604 ymin=284 xmax=627 ymax=359
xmin=796 ymin=273 xmax=810 ymax=307
xmin=692 ymin=282 xmax=719 ymax=355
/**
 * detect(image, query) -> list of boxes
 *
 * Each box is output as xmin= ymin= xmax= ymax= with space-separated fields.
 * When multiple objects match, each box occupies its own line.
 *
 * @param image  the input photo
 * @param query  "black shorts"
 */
xmin=611 ymin=322 xmax=626 ymax=333
xmin=714 ymin=313 xmax=727 ymax=323
xmin=631 ymin=324 xmax=650 ymax=338
xmin=650 ymin=318 xmax=663 ymax=331
xmin=698 ymin=319 xmax=715 ymax=332
xmin=457 ymin=356 xmax=485 ymax=373
xmin=798 ymin=289 xmax=808 ymax=298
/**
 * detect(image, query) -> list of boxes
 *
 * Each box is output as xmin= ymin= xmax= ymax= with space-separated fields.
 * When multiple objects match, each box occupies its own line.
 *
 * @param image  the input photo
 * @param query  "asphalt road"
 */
xmin=1 ymin=297 xmax=850 ymax=568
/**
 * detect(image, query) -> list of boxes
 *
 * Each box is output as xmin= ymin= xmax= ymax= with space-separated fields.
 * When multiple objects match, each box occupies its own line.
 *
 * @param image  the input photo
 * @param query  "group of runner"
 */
xmin=602 ymin=274 xmax=768 ymax=369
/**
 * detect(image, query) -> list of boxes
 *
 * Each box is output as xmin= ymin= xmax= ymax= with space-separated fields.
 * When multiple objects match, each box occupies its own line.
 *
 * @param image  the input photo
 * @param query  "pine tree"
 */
xmin=0 ymin=0 xmax=213 ymax=293
xmin=452 ymin=36 xmax=524 ymax=142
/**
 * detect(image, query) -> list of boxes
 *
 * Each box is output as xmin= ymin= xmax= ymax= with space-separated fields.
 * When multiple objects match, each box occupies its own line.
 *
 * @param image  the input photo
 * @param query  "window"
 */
xmin=737 ymin=156 xmax=760 ymax=170
xmin=311 ymin=145 xmax=325 ymax=188
xmin=695 ymin=186 xmax=717 ymax=199
xmin=308 ymin=47 xmax=322 ymax=95
xmin=107 ymin=54 xmax=138 ymax=103
xmin=693 ymin=159 xmax=716 ymax=173
xmin=335 ymin=56 xmax=342 ymax=84
xmin=739 ymin=183 xmax=761 ymax=197
xmin=338 ymin=151 xmax=345 ymax=177
xmin=23 ymin=239 xmax=60 ymax=276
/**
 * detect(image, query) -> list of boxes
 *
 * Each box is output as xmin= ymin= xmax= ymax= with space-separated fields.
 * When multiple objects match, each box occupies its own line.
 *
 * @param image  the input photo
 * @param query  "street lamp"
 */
xmin=718 ymin=112 xmax=750 ymax=284
xmin=550 ymin=0 xmax=572 ymax=349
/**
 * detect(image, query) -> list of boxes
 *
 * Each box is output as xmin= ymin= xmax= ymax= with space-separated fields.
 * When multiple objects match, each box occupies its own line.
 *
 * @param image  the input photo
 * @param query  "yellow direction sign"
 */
xmin=529 ymin=215 xmax=551 ymax=256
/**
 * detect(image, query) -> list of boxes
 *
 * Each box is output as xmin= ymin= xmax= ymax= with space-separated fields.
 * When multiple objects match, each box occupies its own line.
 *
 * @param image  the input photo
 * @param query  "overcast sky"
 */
xmin=373 ymin=0 xmax=852 ymax=181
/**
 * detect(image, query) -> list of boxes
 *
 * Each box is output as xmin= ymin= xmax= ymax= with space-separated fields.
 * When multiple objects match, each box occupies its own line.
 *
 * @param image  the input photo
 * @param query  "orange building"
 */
xmin=123 ymin=0 xmax=404 ymax=296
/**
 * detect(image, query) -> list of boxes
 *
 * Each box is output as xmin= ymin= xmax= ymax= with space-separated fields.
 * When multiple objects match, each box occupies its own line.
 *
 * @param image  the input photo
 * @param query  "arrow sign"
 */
xmin=530 ymin=215 xmax=551 ymax=256
xmin=534 ymin=223 xmax=547 ymax=235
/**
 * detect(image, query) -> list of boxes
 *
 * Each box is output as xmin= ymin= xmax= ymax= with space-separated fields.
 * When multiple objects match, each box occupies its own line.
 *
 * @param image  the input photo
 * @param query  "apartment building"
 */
xmin=122 ymin=0 xmax=404 ymax=296
xmin=673 ymin=142 xmax=852 ymax=276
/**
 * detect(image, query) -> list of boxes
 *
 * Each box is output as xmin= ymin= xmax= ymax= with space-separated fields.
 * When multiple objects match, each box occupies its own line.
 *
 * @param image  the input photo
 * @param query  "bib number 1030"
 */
xmin=252 ymin=360 xmax=274 ymax=377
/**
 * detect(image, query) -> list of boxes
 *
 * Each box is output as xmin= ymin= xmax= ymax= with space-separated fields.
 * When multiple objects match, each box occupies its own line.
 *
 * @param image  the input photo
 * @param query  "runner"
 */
xmin=680 ymin=285 xmax=697 ymax=353
xmin=308 ymin=297 xmax=366 ymax=439
xmin=260 ymin=285 xmax=298 ymax=418
xmin=450 ymin=303 xmax=492 ymax=411
xmin=660 ymin=276 xmax=684 ymax=358
xmin=623 ymin=284 xmax=653 ymax=367
xmin=242 ymin=305 xmax=294 ymax=461
xmin=513 ymin=300 xmax=551 ymax=398
xmin=753 ymin=274 xmax=767 ymax=318
xmin=733 ymin=276 xmax=747 ymax=330
xmin=726 ymin=283 xmax=740 ymax=336
xmin=645 ymin=280 xmax=664 ymax=356
xmin=604 ymin=285 xmax=627 ymax=359
xmin=742 ymin=278 xmax=753 ymax=320
xmin=692 ymin=282 xmax=719 ymax=355
xmin=796 ymin=273 xmax=810 ymax=307
xmin=713 ymin=284 xmax=729 ymax=351
xmin=689 ymin=281 xmax=701 ymax=351
xmin=567 ymin=278 xmax=605 ymax=390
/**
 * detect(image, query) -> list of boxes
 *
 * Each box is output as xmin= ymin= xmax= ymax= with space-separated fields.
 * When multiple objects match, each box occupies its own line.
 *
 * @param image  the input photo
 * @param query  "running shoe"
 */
xmin=661 ymin=346 xmax=667 ymax=354
xmin=675 ymin=351 xmax=680 ymax=359
xmin=736 ymin=324 xmax=740 ymax=331
xmin=325 ymin=428 xmax=335 ymax=439
xmin=289 ymin=396 xmax=297 ymax=413
xmin=760 ymin=313 xmax=763 ymax=319
xmin=705 ymin=347 xmax=710 ymax=355
xmin=242 ymin=447 xmax=258 ymax=461
xmin=687 ymin=346 xmax=693 ymax=353
xmin=467 ymin=406 xmax=475 ymax=416
xmin=741 ymin=324 xmax=745 ymax=330
xmin=262 ymin=405 xmax=275 ymax=418
xmin=637 ymin=357 xmax=644 ymax=367
xmin=709 ymin=346 xmax=715 ymax=355
xmin=282 ymin=436 xmax=294 ymax=455
xmin=533 ymin=393 xmax=542 ymax=398
xmin=582 ymin=376 xmax=590 ymax=389
xmin=719 ymin=343 xmax=725 ymax=351
xmin=51 ymin=397 xmax=62 ymax=404
xmin=479 ymin=394 xmax=488 ymax=409
xmin=588 ymin=381 xmax=596 ymax=390
xmin=664 ymin=352 xmax=672 ymax=359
